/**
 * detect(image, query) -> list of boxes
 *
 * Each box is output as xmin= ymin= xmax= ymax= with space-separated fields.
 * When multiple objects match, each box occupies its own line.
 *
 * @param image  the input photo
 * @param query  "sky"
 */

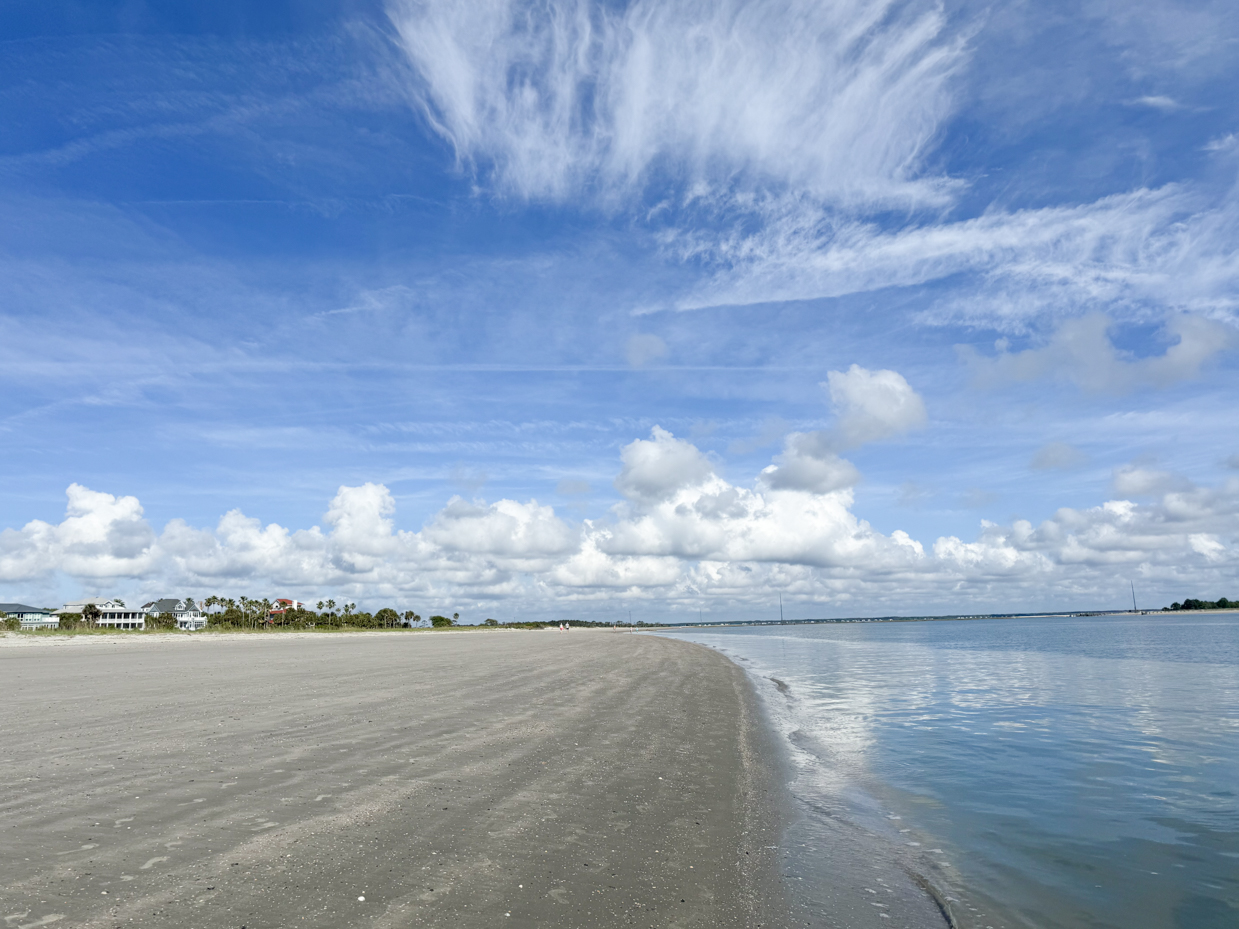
xmin=1 ymin=0 xmax=1237 ymax=621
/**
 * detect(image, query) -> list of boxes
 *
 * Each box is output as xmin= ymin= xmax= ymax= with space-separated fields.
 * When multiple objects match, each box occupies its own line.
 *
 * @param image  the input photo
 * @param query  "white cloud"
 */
xmin=678 ymin=180 xmax=1239 ymax=323
xmin=386 ymin=1 xmax=1239 ymax=335
xmin=613 ymin=426 xmax=715 ymax=506
xmin=1111 ymin=465 xmax=1192 ymax=497
xmin=963 ymin=313 xmax=1233 ymax=392
xmin=0 ymin=484 xmax=157 ymax=582
xmin=424 ymin=497 xmax=578 ymax=560
xmin=3 ymin=442 xmax=1236 ymax=614
xmin=934 ymin=474 xmax=1239 ymax=582
xmin=1131 ymin=95 xmax=1183 ymax=111
xmin=826 ymin=365 xmax=928 ymax=448
xmin=758 ymin=365 xmax=924 ymax=492
xmin=760 ymin=433 xmax=861 ymax=495
xmin=387 ymin=0 xmax=968 ymax=208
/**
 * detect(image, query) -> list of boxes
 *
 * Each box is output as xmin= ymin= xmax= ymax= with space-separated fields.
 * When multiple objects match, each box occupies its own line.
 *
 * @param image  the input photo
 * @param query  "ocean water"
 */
xmin=661 ymin=614 xmax=1239 ymax=929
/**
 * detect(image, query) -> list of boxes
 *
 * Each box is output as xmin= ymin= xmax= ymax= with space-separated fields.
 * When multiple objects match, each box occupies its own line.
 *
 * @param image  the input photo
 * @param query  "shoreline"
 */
xmin=659 ymin=628 xmax=958 ymax=929
xmin=0 ymin=627 xmax=602 ymax=648
xmin=0 ymin=629 xmax=790 ymax=927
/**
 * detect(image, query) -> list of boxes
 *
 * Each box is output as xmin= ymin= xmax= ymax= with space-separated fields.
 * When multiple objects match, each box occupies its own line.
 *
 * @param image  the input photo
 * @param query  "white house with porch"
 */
xmin=59 ymin=598 xmax=147 ymax=629
xmin=142 ymin=598 xmax=207 ymax=630
xmin=0 ymin=603 xmax=58 ymax=629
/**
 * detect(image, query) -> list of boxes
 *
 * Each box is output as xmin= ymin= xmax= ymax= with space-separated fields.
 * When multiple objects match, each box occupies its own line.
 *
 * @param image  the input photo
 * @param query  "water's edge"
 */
xmin=677 ymin=634 xmax=956 ymax=929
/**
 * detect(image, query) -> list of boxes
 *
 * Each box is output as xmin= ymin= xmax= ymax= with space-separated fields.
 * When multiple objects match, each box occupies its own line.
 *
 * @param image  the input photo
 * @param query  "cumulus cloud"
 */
xmin=759 ymin=366 xmax=925 ymax=492
xmin=963 ymin=313 xmax=1233 ymax=392
xmin=933 ymin=475 xmax=1239 ymax=581
xmin=424 ymin=497 xmax=578 ymax=560
xmin=759 ymin=432 xmax=860 ymax=494
xmin=3 ymin=442 xmax=1236 ymax=614
xmin=1111 ymin=465 xmax=1192 ymax=497
xmin=826 ymin=365 xmax=928 ymax=448
xmin=0 ymin=484 xmax=156 ymax=582
xmin=613 ymin=426 xmax=714 ymax=505
xmin=761 ymin=442 xmax=861 ymax=496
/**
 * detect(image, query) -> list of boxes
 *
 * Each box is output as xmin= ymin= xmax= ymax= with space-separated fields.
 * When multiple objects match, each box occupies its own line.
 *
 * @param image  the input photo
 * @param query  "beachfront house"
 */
xmin=269 ymin=598 xmax=305 ymax=617
xmin=0 ymin=603 xmax=58 ymax=629
xmin=142 ymin=598 xmax=207 ymax=630
xmin=60 ymin=598 xmax=147 ymax=629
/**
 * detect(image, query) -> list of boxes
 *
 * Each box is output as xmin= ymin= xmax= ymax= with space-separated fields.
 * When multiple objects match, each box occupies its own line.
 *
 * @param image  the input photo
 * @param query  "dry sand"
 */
xmin=0 ymin=631 xmax=789 ymax=928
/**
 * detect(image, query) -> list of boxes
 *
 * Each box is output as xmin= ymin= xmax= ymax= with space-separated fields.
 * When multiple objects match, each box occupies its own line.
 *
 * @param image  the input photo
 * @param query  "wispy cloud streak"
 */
xmin=388 ymin=0 xmax=968 ymax=207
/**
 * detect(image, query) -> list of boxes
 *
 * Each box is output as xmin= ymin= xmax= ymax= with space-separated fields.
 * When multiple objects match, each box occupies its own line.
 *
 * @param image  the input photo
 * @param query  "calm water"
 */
xmin=662 ymin=614 xmax=1239 ymax=929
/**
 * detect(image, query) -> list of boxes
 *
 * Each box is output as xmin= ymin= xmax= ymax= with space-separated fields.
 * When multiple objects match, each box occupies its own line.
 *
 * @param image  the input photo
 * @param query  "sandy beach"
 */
xmin=0 ymin=631 xmax=788 ymax=928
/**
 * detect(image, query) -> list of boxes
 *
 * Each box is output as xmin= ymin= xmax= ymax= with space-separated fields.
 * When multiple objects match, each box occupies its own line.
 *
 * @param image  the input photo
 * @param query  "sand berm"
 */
xmin=0 ymin=630 xmax=791 ymax=928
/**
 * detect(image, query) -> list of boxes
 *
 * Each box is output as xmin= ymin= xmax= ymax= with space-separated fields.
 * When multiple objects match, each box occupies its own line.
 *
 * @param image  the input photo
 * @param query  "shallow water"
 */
xmin=662 ymin=614 xmax=1239 ymax=929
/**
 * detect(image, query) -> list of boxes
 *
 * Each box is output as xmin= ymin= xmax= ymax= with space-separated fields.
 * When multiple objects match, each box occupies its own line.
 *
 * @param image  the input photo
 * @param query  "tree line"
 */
xmin=199 ymin=597 xmax=460 ymax=629
xmin=3 ymin=600 xmax=657 ymax=632
xmin=1164 ymin=597 xmax=1235 ymax=611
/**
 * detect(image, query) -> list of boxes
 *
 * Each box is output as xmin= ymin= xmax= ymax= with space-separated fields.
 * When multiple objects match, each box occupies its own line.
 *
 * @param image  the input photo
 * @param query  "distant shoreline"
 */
xmin=672 ymin=607 xmax=1239 ymax=629
xmin=4 ymin=608 xmax=1237 ymax=647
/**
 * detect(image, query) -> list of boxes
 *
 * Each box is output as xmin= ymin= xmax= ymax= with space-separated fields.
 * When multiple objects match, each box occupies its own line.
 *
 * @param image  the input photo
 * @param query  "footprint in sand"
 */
xmin=139 ymin=857 xmax=169 ymax=870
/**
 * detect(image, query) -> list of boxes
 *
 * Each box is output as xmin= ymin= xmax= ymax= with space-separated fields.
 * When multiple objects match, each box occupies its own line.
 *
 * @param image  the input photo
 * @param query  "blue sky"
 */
xmin=1 ymin=0 xmax=1236 ymax=619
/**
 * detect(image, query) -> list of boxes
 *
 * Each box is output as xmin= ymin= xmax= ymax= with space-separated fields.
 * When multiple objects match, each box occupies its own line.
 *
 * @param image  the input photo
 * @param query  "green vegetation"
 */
xmin=145 ymin=611 xmax=177 ymax=630
xmin=1165 ymin=597 xmax=1236 ymax=611
xmin=1 ymin=595 xmax=664 ymax=635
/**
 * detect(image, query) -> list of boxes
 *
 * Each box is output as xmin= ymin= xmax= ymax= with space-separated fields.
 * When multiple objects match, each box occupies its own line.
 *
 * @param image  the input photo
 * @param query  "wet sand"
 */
xmin=0 ymin=631 xmax=788 ymax=928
